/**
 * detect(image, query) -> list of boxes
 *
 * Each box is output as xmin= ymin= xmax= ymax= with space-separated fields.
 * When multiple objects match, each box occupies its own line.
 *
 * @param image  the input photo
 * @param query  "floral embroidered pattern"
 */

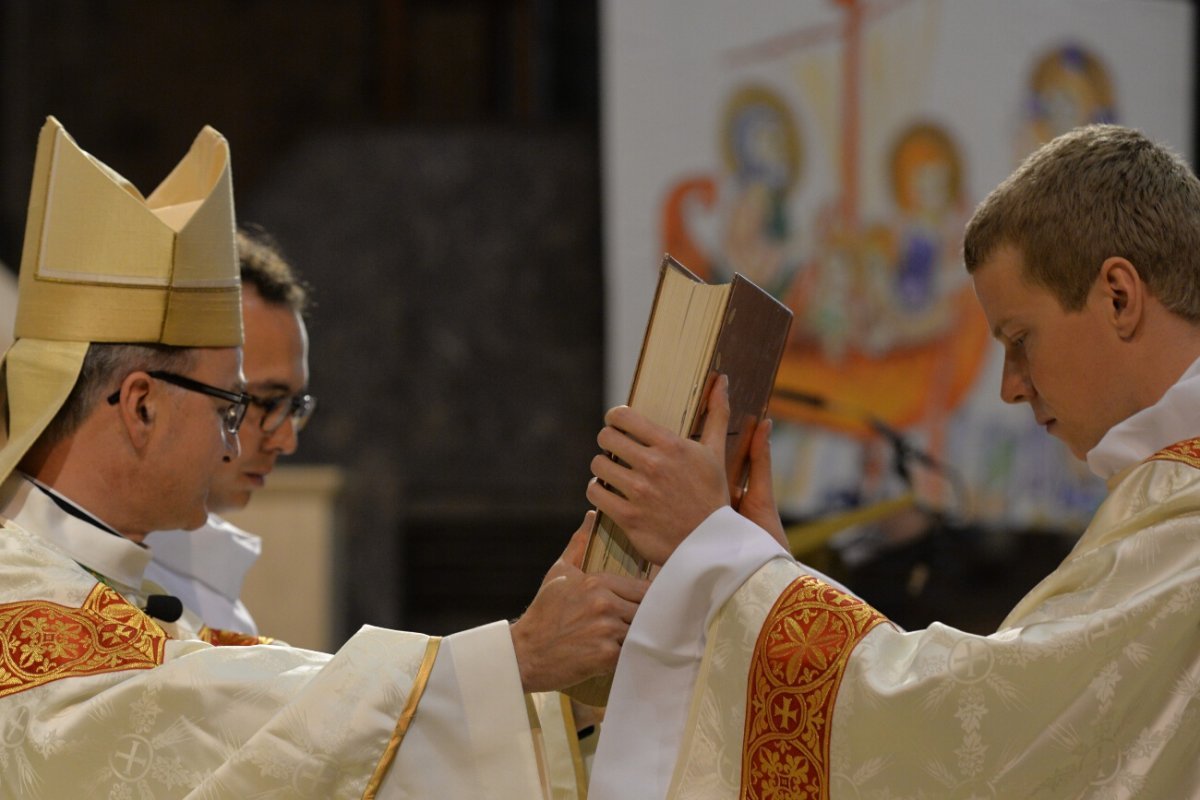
xmin=0 ymin=583 xmax=166 ymax=699
xmin=1148 ymin=436 xmax=1200 ymax=469
xmin=741 ymin=575 xmax=887 ymax=800
xmin=197 ymin=627 xmax=275 ymax=647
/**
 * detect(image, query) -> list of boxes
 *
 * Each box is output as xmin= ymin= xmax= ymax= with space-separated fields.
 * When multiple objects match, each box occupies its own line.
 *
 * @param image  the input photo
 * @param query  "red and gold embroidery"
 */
xmin=0 ymin=583 xmax=166 ymax=699
xmin=741 ymin=575 xmax=886 ymax=800
xmin=1148 ymin=436 xmax=1200 ymax=469
xmin=197 ymin=626 xmax=275 ymax=647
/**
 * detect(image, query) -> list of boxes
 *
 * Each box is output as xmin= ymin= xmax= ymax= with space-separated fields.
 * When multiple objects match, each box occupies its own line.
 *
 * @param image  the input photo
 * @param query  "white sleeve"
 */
xmin=589 ymin=507 xmax=846 ymax=800
xmin=379 ymin=620 xmax=545 ymax=799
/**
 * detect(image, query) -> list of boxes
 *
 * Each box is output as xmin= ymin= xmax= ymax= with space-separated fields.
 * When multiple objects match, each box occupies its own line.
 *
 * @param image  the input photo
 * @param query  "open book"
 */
xmin=569 ymin=255 xmax=792 ymax=704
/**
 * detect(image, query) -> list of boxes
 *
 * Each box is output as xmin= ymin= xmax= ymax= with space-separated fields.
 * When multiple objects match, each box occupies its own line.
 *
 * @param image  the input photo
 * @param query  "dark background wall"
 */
xmin=0 ymin=0 xmax=604 ymax=639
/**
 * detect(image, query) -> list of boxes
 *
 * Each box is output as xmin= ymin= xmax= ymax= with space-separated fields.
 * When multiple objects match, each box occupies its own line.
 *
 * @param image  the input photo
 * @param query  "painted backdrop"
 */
xmin=602 ymin=0 xmax=1194 ymax=531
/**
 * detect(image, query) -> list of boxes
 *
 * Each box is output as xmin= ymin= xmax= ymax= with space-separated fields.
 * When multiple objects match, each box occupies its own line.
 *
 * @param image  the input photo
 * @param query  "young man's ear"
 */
xmin=1099 ymin=256 xmax=1144 ymax=340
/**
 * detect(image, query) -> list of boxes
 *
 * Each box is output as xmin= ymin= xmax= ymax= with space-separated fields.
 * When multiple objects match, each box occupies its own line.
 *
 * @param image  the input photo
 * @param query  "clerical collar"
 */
xmin=0 ymin=474 xmax=152 ymax=591
xmin=25 ymin=474 xmax=126 ymax=539
xmin=1087 ymin=355 xmax=1200 ymax=482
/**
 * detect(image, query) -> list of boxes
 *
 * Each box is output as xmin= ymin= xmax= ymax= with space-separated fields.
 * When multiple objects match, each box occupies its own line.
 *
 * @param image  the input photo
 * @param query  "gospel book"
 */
xmin=568 ymin=255 xmax=792 ymax=704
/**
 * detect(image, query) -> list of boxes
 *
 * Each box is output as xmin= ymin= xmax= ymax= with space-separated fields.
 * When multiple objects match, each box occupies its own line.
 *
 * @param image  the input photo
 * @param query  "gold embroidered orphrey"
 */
xmin=741 ymin=575 xmax=887 ymax=800
xmin=0 ymin=582 xmax=167 ymax=699
xmin=1148 ymin=435 xmax=1200 ymax=469
xmin=197 ymin=626 xmax=276 ymax=647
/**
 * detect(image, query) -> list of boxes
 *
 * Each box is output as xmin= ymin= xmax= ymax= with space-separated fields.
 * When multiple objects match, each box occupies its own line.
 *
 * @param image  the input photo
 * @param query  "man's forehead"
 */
xmin=195 ymin=346 xmax=246 ymax=387
xmin=240 ymin=299 xmax=309 ymax=395
xmin=969 ymin=248 xmax=1026 ymax=334
xmin=246 ymin=378 xmax=304 ymax=395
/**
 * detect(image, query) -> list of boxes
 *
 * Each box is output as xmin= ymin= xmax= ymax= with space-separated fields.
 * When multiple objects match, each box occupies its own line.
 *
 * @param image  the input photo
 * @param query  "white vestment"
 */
xmin=591 ymin=359 xmax=1200 ymax=798
xmin=144 ymin=514 xmax=261 ymax=634
xmin=0 ymin=475 xmax=582 ymax=799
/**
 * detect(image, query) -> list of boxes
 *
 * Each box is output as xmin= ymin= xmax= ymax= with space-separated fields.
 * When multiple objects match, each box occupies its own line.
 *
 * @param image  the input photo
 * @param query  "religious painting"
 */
xmin=603 ymin=0 xmax=1193 ymax=531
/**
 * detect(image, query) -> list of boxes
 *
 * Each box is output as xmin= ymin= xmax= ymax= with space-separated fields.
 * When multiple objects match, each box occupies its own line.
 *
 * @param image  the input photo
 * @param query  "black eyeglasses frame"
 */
xmin=106 ymin=370 xmax=251 ymax=435
xmin=245 ymin=391 xmax=318 ymax=433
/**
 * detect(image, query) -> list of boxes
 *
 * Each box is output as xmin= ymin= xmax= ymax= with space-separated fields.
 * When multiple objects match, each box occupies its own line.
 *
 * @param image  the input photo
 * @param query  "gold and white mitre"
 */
xmin=0 ymin=115 xmax=242 ymax=484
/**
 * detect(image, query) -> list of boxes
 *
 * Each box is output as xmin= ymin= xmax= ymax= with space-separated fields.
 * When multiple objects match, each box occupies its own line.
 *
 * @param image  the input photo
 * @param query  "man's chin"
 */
xmin=181 ymin=509 xmax=210 ymax=531
xmin=1061 ymin=433 xmax=1095 ymax=462
xmin=208 ymin=489 xmax=253 ymax=515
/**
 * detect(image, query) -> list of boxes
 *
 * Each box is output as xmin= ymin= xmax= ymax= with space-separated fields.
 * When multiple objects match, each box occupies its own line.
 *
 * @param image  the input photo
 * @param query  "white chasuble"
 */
xmin=594 ymin=439 xmax=1200 ymax=799
xmin=0 ymin=475 xmax=570 ymax=799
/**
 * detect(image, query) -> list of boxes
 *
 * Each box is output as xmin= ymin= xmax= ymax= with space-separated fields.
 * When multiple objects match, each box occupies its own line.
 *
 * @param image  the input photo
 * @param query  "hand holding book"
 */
xmin=566 ymin=255 xmax=791 ymax=704
xmin=581 ymin=257 xmax=791 ymax=578
xmin=510 ymin=511 xmax=649 ymax=693
xmin=588 ymin=375 xmax=735 ymax=565
xmin=588 ymin=375 xmax=789 ymax=565
xmin=729 ymin=413 xmax=788 ymax=549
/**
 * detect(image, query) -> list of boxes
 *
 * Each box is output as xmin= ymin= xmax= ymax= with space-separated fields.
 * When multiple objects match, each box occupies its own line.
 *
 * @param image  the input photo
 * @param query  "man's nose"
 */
xmin=265 ymin=416 xmax=300 ymax=456
xmin=999 ymin=354 xmax=1033 ymax=405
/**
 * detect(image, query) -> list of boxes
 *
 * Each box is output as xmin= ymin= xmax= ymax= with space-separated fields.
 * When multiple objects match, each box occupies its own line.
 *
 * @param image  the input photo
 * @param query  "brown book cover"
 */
xmin=569 ymin=254 xmax=792 ymax=704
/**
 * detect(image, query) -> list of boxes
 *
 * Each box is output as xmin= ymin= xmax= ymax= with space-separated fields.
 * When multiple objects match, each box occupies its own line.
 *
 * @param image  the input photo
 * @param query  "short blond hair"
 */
xmin=964 ymin=124 xmax=1200 ymax=320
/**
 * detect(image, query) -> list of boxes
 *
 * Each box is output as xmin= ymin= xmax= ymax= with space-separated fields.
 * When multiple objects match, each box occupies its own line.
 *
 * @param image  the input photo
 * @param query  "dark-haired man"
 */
xmin=0 ymin=117 xmax=641 ymax=798
xmin=145 ymin=227 xmax=314 ymax=636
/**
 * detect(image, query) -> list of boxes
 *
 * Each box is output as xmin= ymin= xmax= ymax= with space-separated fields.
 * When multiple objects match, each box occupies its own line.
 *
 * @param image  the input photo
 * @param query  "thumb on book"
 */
xmin=556 ymin=510 xmax=594 ymax=572
xmin=699 ymin=374 xmax=731 ymax=460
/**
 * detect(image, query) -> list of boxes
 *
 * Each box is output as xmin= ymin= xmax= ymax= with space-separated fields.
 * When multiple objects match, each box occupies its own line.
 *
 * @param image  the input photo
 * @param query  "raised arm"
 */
xmin=587 ymin=375 xmax=788 ymax=564
xmin=735 ymin=415 xmax=788 ymax=549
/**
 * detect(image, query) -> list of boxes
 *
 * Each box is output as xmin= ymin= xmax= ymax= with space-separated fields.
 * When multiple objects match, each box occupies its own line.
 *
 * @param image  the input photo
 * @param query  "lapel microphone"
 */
xmin=144 ymin=594 xmax=184 ymax=622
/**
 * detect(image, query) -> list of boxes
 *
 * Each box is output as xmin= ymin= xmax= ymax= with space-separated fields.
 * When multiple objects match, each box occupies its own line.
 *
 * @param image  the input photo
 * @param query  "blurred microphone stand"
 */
xmin=771 ymin=388 xmax=972 ymax=559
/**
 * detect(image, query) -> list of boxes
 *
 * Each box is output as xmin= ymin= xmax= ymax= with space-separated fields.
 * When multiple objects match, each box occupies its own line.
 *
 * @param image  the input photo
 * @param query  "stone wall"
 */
xmin=241 ymin=127 xmax=603 ymax=637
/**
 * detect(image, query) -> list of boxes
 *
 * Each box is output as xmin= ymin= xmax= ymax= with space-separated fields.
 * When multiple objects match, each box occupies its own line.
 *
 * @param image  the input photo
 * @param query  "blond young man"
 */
xmin=586 ymin=125 xmax=1200 ymax=798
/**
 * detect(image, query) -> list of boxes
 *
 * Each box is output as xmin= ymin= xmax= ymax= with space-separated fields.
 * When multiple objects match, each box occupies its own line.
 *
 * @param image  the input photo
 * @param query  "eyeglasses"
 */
xmin=247 ymin=391 xmax=317 ymax=433
xmin=107 ymin=370 xmax=251 ymax=437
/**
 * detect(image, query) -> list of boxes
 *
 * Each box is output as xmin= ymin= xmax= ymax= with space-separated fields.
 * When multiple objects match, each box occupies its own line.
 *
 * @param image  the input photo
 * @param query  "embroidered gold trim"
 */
xmin=560 ymin=693 xmax=589 ymax=799
xmin=528 ymin=695 xmax=552 ymax=798
xmin=740 ymin=575 xmax=886 ymax=800
xmin=29 ymin=274 xmax=238 ymax=293
xmin=362 ymin=636 xmax=442 ymax=799
xmin=196 ymin=626 xmax=276 ymax=647
xmin=0 ymin=583 xmax=166 ymax=700
xmin=1148 ymin=436 xmax=1200 ymax=469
